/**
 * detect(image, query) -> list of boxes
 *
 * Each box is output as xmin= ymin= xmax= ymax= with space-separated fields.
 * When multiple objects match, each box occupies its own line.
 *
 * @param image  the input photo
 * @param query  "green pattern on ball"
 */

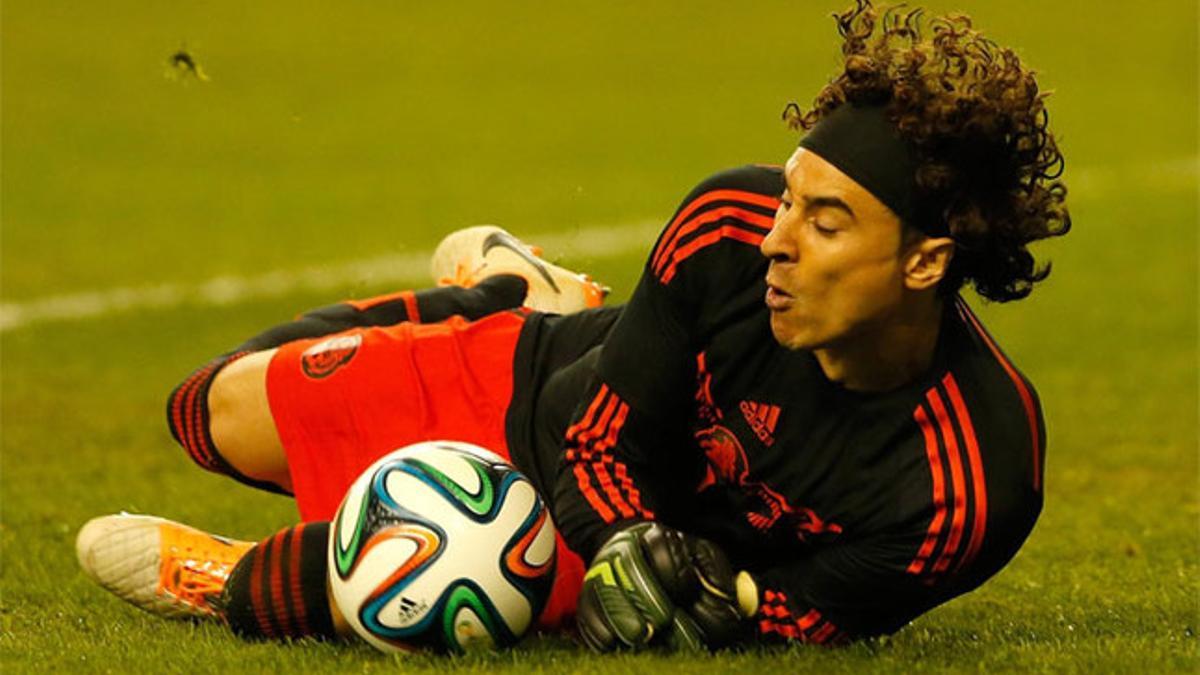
xmin=408 ymin=456 xmax=495 ymax=516
xmin=334 ymin=485 xmax=372 ymax=577
xmin=442 ymin=585 xmax=502 ymax=651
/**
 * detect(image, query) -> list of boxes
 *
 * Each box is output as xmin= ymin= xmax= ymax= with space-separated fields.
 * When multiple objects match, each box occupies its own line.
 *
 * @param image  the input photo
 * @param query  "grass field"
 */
xmin=1 ymin=0 xmax=1197 ymax=672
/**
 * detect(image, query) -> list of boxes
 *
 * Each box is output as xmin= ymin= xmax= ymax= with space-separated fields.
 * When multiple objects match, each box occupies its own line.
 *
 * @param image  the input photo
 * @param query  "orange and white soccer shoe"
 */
xmin=430 ymin=225 xmax=609 ymax=315
xmin=76 ymin=513 xmax=254 ymax=620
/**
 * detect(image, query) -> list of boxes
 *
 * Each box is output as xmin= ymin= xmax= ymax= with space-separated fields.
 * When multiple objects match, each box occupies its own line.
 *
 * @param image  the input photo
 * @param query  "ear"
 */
xmin=903 ymin=237 xmax=954 ymax=291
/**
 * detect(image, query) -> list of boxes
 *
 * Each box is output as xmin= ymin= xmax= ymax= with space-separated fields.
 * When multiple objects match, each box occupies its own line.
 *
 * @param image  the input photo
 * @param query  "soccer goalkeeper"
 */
xmin=78 ymin=0 xmax=1069 ymax=648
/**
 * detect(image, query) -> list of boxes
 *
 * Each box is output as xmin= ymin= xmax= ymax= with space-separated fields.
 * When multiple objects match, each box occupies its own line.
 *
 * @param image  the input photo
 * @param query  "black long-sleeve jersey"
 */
xmin=507 ymin=165 xmax=1046 ymax=644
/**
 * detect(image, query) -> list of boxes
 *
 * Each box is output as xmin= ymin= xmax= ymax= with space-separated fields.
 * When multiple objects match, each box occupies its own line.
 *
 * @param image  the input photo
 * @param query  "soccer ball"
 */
xmin=328 ymin=441 xmax=557 ymax=653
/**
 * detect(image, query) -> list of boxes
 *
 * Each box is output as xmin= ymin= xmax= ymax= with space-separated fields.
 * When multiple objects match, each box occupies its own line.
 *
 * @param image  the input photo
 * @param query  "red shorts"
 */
xmin=266 ymin=311 xmax=584 ymax=630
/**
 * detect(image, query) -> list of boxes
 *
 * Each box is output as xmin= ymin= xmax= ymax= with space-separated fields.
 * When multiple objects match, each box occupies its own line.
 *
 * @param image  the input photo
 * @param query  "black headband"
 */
xmin=798 ymin=103 xmax=942 ymax=236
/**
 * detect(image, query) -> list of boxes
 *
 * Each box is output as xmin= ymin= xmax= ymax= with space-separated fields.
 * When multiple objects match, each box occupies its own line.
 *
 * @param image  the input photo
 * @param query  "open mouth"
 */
xmin=764 ymin=281 xmax=793 ymax=311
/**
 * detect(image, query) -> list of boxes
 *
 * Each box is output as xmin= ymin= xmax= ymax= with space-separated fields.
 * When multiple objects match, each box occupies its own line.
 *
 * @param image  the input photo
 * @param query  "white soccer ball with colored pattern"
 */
xmin=328 ymin=441 xmax=557 ymax=653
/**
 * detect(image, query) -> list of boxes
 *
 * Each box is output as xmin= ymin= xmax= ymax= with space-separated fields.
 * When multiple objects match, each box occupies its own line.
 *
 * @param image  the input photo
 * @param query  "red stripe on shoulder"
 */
xmin=956 ymin=298 xmax=1042 ymax=491
xmin=659 ymin=225 xmax=768 ymax=284
xmin=653 ymin=204 xmax=775 ymax=277
xmin=652 ymin=189 xmax=781 ymax=271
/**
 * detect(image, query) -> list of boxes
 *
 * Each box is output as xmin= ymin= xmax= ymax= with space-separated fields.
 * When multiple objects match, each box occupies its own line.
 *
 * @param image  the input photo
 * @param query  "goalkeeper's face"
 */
xmin=761 ymin=147 xmax=917 ymax=352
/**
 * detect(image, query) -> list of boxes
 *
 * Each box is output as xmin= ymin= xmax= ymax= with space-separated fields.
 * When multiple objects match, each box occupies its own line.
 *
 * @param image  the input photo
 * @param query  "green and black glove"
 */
xmin=576 ymin=522 xmax=753 ymax=652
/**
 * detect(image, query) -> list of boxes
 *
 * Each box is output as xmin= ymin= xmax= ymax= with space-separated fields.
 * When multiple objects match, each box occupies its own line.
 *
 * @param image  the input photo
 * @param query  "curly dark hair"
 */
xmin=784 ymin=0 xmax=1070 ymax=302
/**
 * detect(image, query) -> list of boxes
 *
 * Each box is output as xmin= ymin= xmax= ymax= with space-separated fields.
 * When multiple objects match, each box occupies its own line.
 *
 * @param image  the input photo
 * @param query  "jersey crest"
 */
xmin=694 ymin=423 xmax=842 ymax=543
xmin=301 ymin=334 xmax=362 ymax=379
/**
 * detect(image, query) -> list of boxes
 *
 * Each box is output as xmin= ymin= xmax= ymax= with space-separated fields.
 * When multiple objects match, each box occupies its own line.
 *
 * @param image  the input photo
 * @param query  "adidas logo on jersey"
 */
xmin=739 ymin=401 xmax=780 ymax=446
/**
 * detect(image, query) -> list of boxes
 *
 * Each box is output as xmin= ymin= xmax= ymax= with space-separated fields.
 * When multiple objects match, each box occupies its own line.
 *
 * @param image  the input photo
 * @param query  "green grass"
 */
xmin=2 ymin=0 xmax=1197 ymax=672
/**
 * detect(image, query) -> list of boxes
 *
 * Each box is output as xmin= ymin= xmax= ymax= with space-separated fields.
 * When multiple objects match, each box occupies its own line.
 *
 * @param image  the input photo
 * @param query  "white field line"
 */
xmin=1 ymin=157 xmax=1196 ymax=333
xmin=1067 ymin=156 xmax=1198 ymax=199
xmin=0 ymin=221 xmax=663 ymax=333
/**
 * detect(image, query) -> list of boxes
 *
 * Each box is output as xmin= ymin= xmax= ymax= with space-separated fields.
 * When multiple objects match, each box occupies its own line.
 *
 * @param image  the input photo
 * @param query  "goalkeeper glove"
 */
xmin=575 ymin=522 xmax=750 ymax=652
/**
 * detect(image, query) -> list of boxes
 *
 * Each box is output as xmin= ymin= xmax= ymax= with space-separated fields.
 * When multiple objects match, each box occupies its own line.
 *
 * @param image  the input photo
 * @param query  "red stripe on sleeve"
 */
xmin=613 ymin=460 xmax=654 ymax=519
xmin=566 ymin=386 xmax=621 ymax=522
xmin=907 ymin=403 xmax=947 ymax=575
xmin=567 ymin=387 xmax=655 ymax=523
xmin=591 ymin=460 xmax=635 ymax=520
xmin=928 ymin=389 xmax=969 ymax=574
xmin=810 ymin=622 xmax=837 ymax=644
xmin=956 ymin=298 xmax=1042 ymax=490
xmin=756 ymin=591 xmax=845 ymax=645
xmin=942 ymin=373 xmax=989 ymax=571
xmin=600 ymin=402 xmax=653 ymax=518
xmin=581 ymin=395 xmax=619 ymax=453
xmin=652 ymin=190 xmax=781 ymax=271
xmin=796 ymin=608 xmax=822 ymax=631
xmin=564 ymin=385 xmax=610 ymax=447
xmin=589 ymin=400 xmax=635 ymax=518
xmin=573 ymin=463 xmax=616 ymax=523
xmin=659 ymin=225 xmax=768 ymax=284
xmin=585 ymin=398 xmax=633 ymax=519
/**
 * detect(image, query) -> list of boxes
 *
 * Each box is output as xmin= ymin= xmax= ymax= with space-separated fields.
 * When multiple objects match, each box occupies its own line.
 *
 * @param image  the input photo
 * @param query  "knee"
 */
xmin=167 ymin=349 xmax=290 ymax=492
xmin=207 ymin=352 xmax=277 ymax=463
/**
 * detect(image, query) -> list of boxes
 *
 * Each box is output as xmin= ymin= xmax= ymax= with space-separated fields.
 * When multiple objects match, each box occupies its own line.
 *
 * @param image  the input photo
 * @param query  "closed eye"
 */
xmin=810 ymin=219 xmax=838 ymax=235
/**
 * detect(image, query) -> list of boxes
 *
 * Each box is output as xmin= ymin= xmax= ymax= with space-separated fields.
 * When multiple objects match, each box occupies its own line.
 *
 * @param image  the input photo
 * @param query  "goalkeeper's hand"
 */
xmin=575 ymin=522 xmax=752 ymax=652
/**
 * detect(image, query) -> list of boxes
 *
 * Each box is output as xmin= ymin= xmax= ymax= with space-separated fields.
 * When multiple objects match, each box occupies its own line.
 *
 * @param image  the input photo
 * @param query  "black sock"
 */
xmin=221 ymin=522 xmax=337 ymax=641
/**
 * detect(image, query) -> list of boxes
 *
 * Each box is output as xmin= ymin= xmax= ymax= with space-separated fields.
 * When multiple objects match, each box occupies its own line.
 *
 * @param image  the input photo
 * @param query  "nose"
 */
xmin=760 ymin=212 xmax=795 ymax=263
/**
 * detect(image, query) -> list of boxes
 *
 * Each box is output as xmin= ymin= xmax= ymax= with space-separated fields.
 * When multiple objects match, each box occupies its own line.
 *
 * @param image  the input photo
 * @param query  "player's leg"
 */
xmin=214 ymin=308 xmax=540 ymax=642
xmin=81 ymin=308 xmax=536 ymax=640
xmin=168 ymin=222 xmax=609 ymax=492
xmin=167 ymin=275 xmax=532 ymax=494
xmin=79 ymin=228 xmax=608 ymax=636
xmin=76 ymin=512 xmax=349 ymax=639
xmin=76 ymin=278 xmax=534 ymax=625
xmin=81 ymin=311 xmax=536 ymax=637
xmin=224 ymin=307 xmax=628 ymax=636
xmin=206 ymin=349 xmax=289 ymax=489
